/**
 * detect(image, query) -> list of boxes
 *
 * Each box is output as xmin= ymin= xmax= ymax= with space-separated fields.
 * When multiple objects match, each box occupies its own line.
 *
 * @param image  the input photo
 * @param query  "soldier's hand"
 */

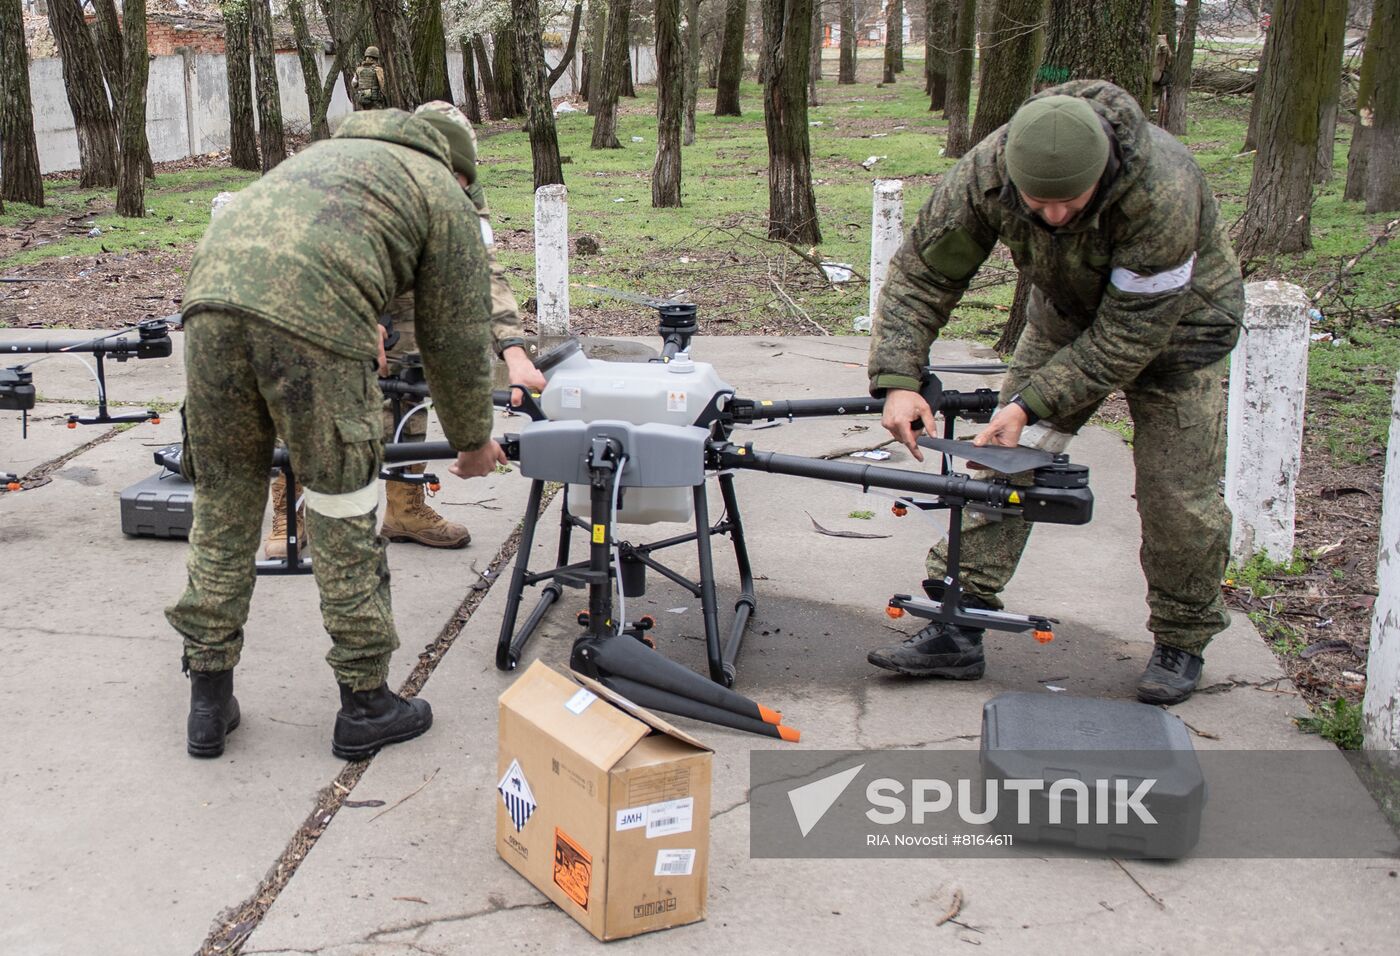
xmin=503 ymin=346 xmax=548 ymax=407
xmin=973 ymin=403 xmax=1028 ymax=449
xmin=881 ymin=388 xmax=938 ymax=463
xmin=450 ymin=440 xmax=509 ymax=479
xmin=377 ymin=325 xmax=389 ymax=377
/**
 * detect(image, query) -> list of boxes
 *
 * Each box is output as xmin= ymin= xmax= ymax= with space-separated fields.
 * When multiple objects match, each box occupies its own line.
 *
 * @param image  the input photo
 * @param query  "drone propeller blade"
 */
xmin=917 ymin=436 xmax=1054 ymax=474
xmin=924 ymin=363 xmax=1008 ymax=375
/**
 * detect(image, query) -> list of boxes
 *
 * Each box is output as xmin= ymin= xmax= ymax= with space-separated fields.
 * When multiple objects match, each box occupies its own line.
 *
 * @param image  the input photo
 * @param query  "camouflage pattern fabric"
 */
xmin=869 ymin=79 xmax=1243 ymax=423
xmin=166 ymin=310 xmax=398 ymax=689
xmin=926 ymin=335 xmax=1231 ymax=651
xmin=183 ymin=108 xmax=495 ymax=455
xmin=870 ymin=80 xmax=1241 ymax=652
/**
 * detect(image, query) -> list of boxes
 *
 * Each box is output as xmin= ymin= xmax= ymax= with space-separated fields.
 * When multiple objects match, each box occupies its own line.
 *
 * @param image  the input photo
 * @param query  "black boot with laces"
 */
xmin=1136 ymin=644 xmax=1204 ymax=705
xmin=866 ymin=597 xmax=990 ymax=679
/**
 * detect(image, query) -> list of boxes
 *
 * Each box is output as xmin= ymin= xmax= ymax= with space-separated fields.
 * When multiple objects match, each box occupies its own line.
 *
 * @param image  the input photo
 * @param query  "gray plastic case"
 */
xmin=980 ymin=692 xmax=1205 ymax=858
xmin=120 ymin=471 xmax=194 ymax=539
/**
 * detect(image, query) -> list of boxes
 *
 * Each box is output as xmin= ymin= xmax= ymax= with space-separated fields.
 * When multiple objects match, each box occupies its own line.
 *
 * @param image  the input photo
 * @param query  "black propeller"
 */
xmin=917 ymin=435 xmax=1054 ymax=474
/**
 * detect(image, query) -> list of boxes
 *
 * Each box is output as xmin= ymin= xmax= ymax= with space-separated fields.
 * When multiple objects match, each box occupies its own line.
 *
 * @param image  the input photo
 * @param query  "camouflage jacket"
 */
xmin=183 ymin=109 xmax=495 ymax=452
xmin=869 ymin=80 xmax=1244 ymax=422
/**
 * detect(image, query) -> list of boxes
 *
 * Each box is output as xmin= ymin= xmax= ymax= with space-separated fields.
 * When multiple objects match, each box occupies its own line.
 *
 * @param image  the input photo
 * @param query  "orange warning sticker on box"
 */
xmin=553 ymin=827 xmax=592 ymax=910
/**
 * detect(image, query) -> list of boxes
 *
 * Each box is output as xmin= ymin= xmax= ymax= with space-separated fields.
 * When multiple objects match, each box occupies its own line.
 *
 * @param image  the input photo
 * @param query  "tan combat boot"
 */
xmin=264 ymin=472 xmax=308 ymax=560
xmin=381 ymin=466 xmax=470 ymax=548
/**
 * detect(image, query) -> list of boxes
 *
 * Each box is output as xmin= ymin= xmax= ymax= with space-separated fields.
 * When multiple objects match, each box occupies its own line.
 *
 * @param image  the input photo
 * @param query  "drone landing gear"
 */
xmin=497 ymin=436 xmax=795 ymax=740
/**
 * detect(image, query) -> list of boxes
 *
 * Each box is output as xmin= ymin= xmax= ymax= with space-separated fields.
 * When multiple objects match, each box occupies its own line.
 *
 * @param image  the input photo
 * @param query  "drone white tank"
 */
xmin=539 ymin=349 xmax=734 ymax=524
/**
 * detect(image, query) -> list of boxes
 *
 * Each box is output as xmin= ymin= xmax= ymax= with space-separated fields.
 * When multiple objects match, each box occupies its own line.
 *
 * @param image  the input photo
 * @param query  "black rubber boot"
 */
xmin=867 ymin=596 xmax=990 ymax=679
xmin=331 ymin=683 xmax=433 ymax=761
xmin=1136 ymin=644 xmax=1205 ymax=705
xmin=187 ymin=668 xmax=240 ymax=758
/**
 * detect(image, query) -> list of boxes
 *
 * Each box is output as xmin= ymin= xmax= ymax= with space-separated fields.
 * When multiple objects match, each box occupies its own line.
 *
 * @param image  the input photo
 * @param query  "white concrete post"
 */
xmin=1364 ymin=372 xmax=1400 ymax=750
xmin=1225 ymin=281 xmax=1310 ymax=563
xmin=534 ymin=184 xmax=570 ymax=336
xmin=209 ymin=192 xmax=238 ymax=219
xmin=863 ymin=179 xmax=904 ymax=331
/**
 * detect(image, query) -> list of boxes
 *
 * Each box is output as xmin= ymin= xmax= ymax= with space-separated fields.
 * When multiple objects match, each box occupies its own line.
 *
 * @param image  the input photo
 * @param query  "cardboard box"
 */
xmin=496 ymin=661 xmax=713 ymax=941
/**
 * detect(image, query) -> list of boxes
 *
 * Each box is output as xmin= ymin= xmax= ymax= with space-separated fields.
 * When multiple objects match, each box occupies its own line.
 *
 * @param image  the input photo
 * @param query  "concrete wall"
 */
xmin=27 ymin=43 xmax=654 ymax=175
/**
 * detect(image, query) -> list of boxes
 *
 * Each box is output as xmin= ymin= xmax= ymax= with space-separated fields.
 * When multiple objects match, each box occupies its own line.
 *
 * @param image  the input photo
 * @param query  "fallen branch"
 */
xmin=370 ymin=767 xmax=441 ymax=823
xmin=935 ymin=888 xmax=965 ymax=927
xmin=767 ymin=270 xmax=830 ymax=336
xmin=1313 ymin=218 xmax=1400 ymax=306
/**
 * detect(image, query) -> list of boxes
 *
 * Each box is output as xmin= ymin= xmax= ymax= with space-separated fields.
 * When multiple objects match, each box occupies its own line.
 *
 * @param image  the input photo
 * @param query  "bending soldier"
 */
xmin=169 ymin=107 xmax=504 ymax=760
xmin=867 ymin=81 xmax=1244 ymax=705
xmin=264 ymin=103 xmax=546 ymax=557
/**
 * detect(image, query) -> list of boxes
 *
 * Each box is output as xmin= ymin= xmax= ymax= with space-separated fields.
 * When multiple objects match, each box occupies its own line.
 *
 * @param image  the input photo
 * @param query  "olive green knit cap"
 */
xmin=1004 ymin=95 xmax=1110 ymax=200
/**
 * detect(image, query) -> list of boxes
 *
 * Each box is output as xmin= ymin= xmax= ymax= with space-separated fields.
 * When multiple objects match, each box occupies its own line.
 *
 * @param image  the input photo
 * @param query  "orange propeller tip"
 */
xmin=758 ymin=704 xmax=783 ymax=725
xmin=778 ymin=725 xmax=801 ymax=743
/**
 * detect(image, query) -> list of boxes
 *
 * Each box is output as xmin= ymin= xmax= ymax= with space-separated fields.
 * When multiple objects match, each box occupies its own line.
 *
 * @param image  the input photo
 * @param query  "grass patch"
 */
xmin=1226 ymin=550 xmax=1309 ymax=598
xmin=1295 ymin=698 xmax=1365 ymax=750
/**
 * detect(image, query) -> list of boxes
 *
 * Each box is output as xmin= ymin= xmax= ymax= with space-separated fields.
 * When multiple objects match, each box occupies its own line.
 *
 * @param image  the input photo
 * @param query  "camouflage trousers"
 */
xmin=165 ymin=309 xmax=398 ymax=690
xmin=928 ymin=311 xmax=1232 ymax=653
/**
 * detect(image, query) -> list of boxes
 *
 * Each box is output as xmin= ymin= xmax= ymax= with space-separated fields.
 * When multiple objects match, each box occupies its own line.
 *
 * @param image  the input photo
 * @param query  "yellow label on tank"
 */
xmin=592 ymin=524 xmax=606 ymax=543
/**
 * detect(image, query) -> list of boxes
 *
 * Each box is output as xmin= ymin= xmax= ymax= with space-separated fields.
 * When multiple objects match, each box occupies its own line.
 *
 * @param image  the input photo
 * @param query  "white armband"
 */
xmin=1110 ymin=253 xmax=1195 ymax=295
xmin=303 ymin=479 xmax=380 ymax=519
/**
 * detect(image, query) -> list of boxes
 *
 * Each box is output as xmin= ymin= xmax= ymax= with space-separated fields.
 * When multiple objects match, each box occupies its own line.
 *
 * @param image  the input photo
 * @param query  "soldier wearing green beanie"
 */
xmin=867 ymin=80 xmax=1245 ymax=705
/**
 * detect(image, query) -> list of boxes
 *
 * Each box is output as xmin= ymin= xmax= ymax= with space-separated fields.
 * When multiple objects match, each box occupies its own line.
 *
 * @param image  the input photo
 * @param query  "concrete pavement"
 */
xmin=1 ymin=334 xmax=1396 ymax=955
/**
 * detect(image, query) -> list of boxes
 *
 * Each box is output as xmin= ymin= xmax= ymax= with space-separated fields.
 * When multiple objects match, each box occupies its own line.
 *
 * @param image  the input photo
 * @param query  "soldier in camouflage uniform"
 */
xmin=351 ymin=46 xmax=387 ymax=110
xmin=866 ymin=81 xmax=1244 ymax=705
xmin=262 ymin=103 xmax=545 ymax=556
xmin=168 ymin=107 xmax=505 ymax=760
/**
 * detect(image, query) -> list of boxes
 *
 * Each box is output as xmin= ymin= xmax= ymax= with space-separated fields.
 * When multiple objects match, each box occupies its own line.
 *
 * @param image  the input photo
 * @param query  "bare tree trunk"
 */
xmin=839 ymin=0 xmax=856 ymax=83
xmin=585 ymin=0 xmax=607 ymax=103
xmin=220 ymin=2 xmax=260 ymax=169
xmin=1345 ymin=1 xmax=1383 ymax=201
xmin=654 ymin=0 xmax=684 ymax=205
xmin=411 ymin=0 xmax=452 ymax=103
xmin=591 ymin=0 xmax=629 ymax=146
xmin=716 ymin=0 xmax=747 ymax=114
xmin=371 ymin=0 xmax=421 ymax=109
xmin=93 ymin=0 xmax=154 ymax=176
xmin=621 ymin=28 xmax=637 ymax=97
xmin=512 ymin=0 xmax=566 ymax=189
xmin=893 ymin=0 xmax=905 ymax=72
xmin=492 ymin=27 xmax=525 ymax=117
xmin=1313 ymin=0 xmax=1348 ymax=183
xmin=547 ymin=4 xmax=586 ymax=89
xmin=1364 ymin=0 xmax=1400 ymax=212
xmin=762 ymin=0 xmax=821 ymax=243
xmin=1242 ymin=8 xmax=1277 ymax=152
xmin=115 ymin=0 xmax=149 ymax=217
xmin=970 ymin=0 xmax=1046 ymax=143
xmin=809 ymin=0 xmax=822 ymax=104
xmin=249 ymin=0 xmax=286 ymax=170
xmin=883 ymin=0 xmax=898 ymax=83
xmin=47 ymin=0 xmax=119 ymax=187
xmin=288 ymin=0 xmax=330 ymax=141
xmin=316 ymin=0 xmax=361 ymax=101
xmin=684 ymin=0 xmax=702 ymax=143
xmin=1237 ymin=0 xmax=1333 ymax=258
xmin=943 ymin=0 xmax=976 ymax=157
xmin=926 ymin=0 xmax=951 ymax=105
xmin=462 ymin=36 xmax=483 ymax=122
xmin=473 ymin=34 xmax=503 ymax=119
xmin=995 ymin=274 xmax=1033 ymax=355
xmin=0 ymin=0 xmax=43 ymax=205
xmin=1040 ymin=0 xmax=1153 ymax=109
xmin=1161 ymin=0 xmax=1199 ymax=135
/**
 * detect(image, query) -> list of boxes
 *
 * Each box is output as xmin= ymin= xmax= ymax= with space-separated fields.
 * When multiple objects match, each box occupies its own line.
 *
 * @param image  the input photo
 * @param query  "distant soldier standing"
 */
xmin=352 ymin=46 xmax=387 ymax=110
xmin=867 ymin=80 xmax=1244 ymax=705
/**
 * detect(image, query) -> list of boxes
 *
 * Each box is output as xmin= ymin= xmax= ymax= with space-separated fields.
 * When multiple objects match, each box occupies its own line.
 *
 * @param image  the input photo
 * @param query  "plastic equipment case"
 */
xmin=980 ymin=692 xmax=1206 ymax=859
xmin=120 ymin=444 xmax=194 ymax=539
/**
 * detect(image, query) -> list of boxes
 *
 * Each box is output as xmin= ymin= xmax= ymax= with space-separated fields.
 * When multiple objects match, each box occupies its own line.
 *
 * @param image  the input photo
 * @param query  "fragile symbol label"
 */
xmin=498 ymin=758 xmax=537 ymax=833
xmin=667 ymin=390 xmax=688 ymax=413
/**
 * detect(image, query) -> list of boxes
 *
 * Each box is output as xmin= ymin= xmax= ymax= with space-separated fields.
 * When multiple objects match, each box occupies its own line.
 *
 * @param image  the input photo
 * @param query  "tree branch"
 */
xmin=546 ymin=3 xmax=584 ymax=90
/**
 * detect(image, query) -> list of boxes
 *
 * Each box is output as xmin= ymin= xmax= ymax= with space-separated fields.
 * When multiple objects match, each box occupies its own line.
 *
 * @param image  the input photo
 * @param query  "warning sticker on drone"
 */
xmin=560 ymin=386 xmax=582 ymax=409
xmin=554 ymin=827 xmax=593 ymax=909
xmin=498 ymin=758 xmax=537 ymax=833
xmin=667 ymin=390 xmax=687 ymax=413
